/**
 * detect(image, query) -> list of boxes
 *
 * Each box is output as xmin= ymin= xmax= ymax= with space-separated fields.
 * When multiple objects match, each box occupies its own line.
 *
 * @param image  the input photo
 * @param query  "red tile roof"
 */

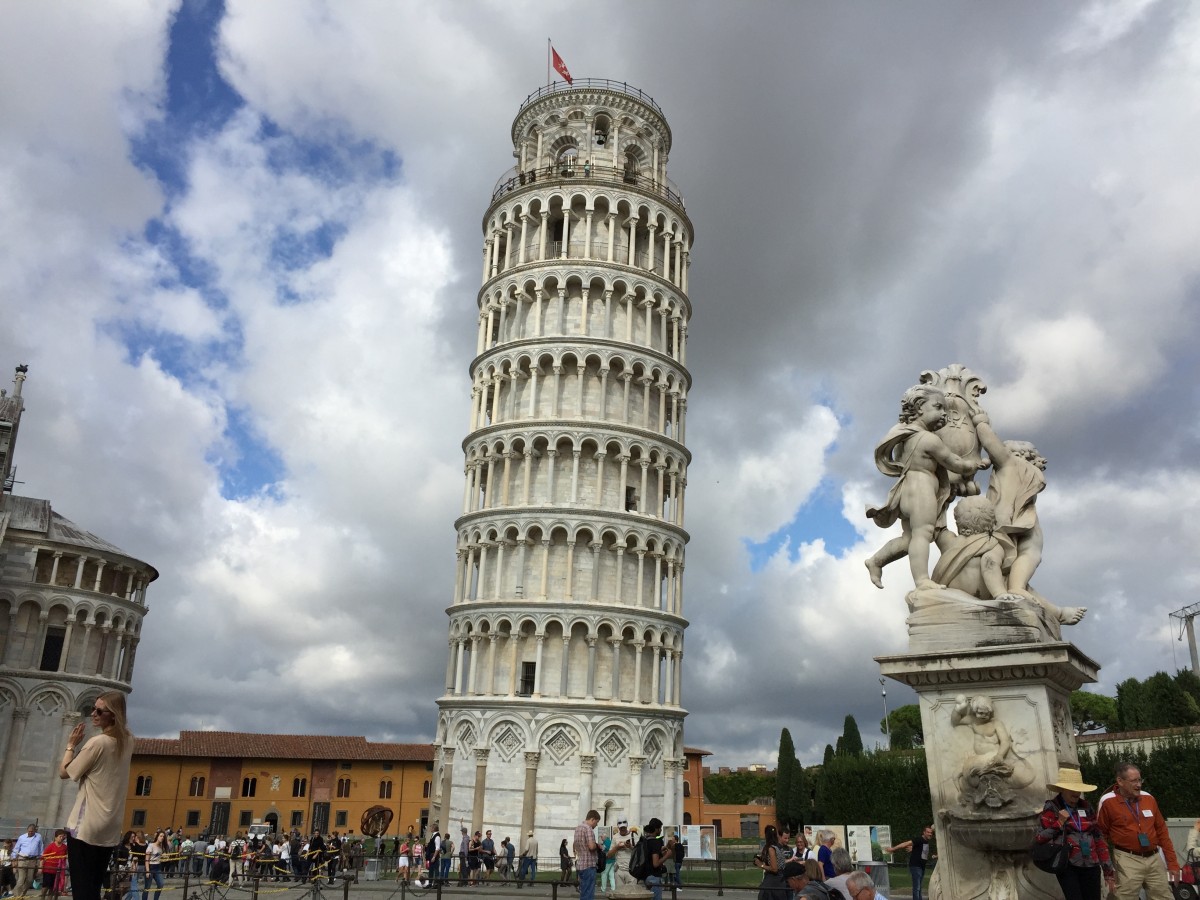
xmin=133 ymin=731 xmax=434 ymax=762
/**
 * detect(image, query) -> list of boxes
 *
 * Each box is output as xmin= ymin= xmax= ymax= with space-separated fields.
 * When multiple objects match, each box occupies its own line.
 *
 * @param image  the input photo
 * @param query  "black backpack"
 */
xmin=628 ymin=838 xmax=650 ymax=881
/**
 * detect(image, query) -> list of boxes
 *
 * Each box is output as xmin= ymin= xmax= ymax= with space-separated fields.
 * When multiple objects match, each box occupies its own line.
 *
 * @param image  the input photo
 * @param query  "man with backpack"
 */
xmin=635 ymin=819 xmax=675 ymax=900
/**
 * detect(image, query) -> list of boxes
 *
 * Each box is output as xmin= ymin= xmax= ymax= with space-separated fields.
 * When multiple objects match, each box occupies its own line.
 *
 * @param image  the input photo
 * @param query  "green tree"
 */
xmin=1070 ymin=690 xmax=1118 ymax=733
xmin=841 ymin=715 xmax=864 ymax=757
xmin=776 ymin=729 xmax=797 ymax=830
xmin=812 ymin=749 xmax=932 ymax=854
xmin=1116 ymin=671 xmax=1200 ymax=730
xmin=889 ymin=722 xmax=917 ymax=750
xmin=788 ymin=756 xmax=810 ymax=829
xmin=823 ymin=744 xmax=835 ymax=766
xmin=703 ymin=771 xmax=775 ymax=804
xmin=881 ymin=704 xmax=924 ymax=747
xmin=1116 ymin=677 xmax=1149 ymax=731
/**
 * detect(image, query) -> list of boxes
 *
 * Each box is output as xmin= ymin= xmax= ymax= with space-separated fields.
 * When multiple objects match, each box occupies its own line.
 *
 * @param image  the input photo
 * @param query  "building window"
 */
xmin=291 ymin=811 xmax=304 ymax=828
xmin=189 ymin=775 xmax=206 ymax=797
xmin=131 ymin=810 xmax=146 ymax=827
xmin=39 ymin=627 xmax=66 ymax=672
xmin=382 ymin=763 xmax=393 ymax=771
xmin=239 ymin=810 xmax=252 ymax=828
xmin=335 ymin=811 xmax=348 ymax=828
xmin=683 ymin=782 xmax=691 ymax=798
xmin=293 ymin=777 xmax=307 ymax=797
xmin=422 ymin=780 xmax=431 ymax=799
xmin=340 ymin=763 xmax=352 ymax=770
xmin=379 ymin=780 xmax=393 ymax=800
xmin=242 ymin=777 xmax=257 ymax=798
xmin=135 ymin=775 xmax=153 ymax=797
xmin=519 ymin=662 xmax=536 ymax=696
xmin=336 ymin=778 xmax=351 ymax=799
xmin=186 ymin=810 xmax=201 ymax=827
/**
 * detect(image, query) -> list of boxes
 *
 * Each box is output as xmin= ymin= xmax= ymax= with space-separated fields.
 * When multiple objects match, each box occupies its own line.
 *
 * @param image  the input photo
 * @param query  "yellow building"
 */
xmin=126 ymin=732 xmax=434 ymax=838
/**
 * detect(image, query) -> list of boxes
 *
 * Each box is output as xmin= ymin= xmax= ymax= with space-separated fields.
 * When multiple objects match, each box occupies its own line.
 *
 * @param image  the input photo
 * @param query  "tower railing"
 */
xmin=517 ymin=78 xmax=666 ymax=119
xmin=490 ymin=162 xmax=686 ymax=209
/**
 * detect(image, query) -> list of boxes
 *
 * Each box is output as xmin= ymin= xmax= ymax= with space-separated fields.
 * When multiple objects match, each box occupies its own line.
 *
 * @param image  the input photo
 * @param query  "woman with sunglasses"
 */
xmin=58 ymin=692 xmax=134 ymax=900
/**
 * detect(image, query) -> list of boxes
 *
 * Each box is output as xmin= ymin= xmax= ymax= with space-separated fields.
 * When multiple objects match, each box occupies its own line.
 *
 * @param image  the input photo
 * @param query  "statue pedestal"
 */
xmin=878 ymin=641 xmax=1100 ymax=900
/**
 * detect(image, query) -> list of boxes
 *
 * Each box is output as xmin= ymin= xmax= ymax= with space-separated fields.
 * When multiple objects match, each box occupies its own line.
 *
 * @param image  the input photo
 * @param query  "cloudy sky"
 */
xmin=4 ymin=0 xmax=1200 ymax=767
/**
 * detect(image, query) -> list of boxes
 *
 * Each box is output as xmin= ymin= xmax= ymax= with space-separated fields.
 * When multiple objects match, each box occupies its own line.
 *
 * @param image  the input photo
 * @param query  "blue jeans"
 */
xmin=440 ymin=858 xmax=452 ymax=882
xmin=141 ymin=866 xmax=164 ymax=900
xmin=517 ymin=857 xmax=537 ymax=884
xmin=125 ymin=873 xmax=140 ymax=900
xmin=646 ymin=874 xmax=662 ymax=900
xmin=910 ymin=866 xmax=925 ymax=900
xmin=578 ymin=865 xmax=596 ymax=900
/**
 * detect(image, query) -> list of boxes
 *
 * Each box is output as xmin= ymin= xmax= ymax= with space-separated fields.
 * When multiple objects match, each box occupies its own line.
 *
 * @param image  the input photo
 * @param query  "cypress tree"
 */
xmin=842 ymin=715 xmax=864 ymax=757
xmin=776 ymin=728 xmax=797 ymax=829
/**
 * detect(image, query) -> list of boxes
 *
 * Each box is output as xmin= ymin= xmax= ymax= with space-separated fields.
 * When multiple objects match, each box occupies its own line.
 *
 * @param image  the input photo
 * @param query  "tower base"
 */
xmin=878 ymin=641 xmax=1099 ymax=900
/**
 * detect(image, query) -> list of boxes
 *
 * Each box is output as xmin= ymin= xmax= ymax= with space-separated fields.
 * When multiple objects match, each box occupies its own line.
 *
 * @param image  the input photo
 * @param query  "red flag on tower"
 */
xmin=551 ymin=45 xmax=573 ymax=84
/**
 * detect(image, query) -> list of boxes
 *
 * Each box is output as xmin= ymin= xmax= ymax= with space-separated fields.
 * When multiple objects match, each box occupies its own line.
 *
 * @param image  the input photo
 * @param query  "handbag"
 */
xmin=1030 ymin=834 xmax=1068 ymax=874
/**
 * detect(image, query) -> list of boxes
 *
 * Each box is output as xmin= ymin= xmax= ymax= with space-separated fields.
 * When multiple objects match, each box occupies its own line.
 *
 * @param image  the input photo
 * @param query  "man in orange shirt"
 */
xmin=1095 ymin=762 xmax=1178 ymax=900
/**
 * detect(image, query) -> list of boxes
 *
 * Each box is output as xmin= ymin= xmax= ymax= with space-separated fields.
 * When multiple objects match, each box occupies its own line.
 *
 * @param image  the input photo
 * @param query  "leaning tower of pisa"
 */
xmin=433 ymin=79 xmax=694 ymax=843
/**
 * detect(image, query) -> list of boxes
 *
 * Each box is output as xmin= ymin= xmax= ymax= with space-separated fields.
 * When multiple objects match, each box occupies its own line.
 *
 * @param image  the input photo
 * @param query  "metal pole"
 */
xmin=1187 ymin=616 xmax=1199 ymax=674
xmin=880 ymin=678 xmax=890 ymax=747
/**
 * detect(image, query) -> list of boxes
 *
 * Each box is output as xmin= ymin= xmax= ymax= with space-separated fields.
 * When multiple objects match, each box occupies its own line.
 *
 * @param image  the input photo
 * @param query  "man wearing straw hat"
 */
xmin=1036 ymin=767 xmax=1115 ymax=899
xmin=1096 ymin=762 xmax=1179 ymax=900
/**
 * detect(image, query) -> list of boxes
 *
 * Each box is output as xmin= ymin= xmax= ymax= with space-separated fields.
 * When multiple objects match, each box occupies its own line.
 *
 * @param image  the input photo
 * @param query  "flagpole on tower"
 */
xmin=547 ymin=38 xmax=551 ymax=85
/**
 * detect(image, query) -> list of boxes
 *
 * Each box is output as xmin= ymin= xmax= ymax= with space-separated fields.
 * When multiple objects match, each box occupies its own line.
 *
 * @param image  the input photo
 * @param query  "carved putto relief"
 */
xmin=949 ymin=694 xmax=1035 ymax=809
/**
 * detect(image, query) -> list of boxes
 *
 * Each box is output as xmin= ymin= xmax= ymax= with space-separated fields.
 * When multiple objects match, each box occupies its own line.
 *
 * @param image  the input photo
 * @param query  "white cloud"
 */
xmin=4 ymin=1 xmax=1200 ymax=766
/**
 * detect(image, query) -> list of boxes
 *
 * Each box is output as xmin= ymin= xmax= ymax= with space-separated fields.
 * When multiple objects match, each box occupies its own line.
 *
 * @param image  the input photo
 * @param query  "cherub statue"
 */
xmin=865 ymin=384 xmax=989 ymax=590
xmin=972 ymin=411 xmax=1085 ymax=626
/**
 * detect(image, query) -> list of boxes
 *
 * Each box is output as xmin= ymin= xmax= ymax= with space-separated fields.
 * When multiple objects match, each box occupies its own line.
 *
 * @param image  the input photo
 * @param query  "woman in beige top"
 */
xmin=59 ymin=691 xmax=134 ymax=900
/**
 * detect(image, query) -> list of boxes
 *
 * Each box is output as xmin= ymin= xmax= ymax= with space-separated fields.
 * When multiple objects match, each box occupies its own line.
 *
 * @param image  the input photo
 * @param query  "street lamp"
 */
xmin=880 ymin=677 xmax=890 ymax=748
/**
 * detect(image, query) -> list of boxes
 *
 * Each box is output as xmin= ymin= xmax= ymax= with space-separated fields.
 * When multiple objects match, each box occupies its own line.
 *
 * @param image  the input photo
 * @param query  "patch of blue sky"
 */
xmin=213 ymin=406 xmax=286 ymax=501
xmin=270 ymin=221 xmax=349 ymax=274
xmin=744 ymin=477 xmax=860 ymax=571
xmin=130 ymin=0 xmax=244 ymax=195
xmin=260 ymin=122 xmax=401 ymax=186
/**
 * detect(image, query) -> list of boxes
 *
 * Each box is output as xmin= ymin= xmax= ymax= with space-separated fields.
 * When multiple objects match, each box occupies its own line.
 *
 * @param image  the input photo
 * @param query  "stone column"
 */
xmin=467 ymin=636 xmax=481 ymax=695
xmin=609 ymin=639 xmax=622 ymax=700
xmin=627 ymin=756 xmax=646 ymax=831
xmin=73 ymin=622 xmax=94 ymax=675
xmin=632 ymin=642 xmax=644 ymax=703
xmin=4 ymin=611 xmax=19 ymax=665
xmin=533 ymin=635 xmax=545 ymax=698
xmin=438 ymin=747 xmax=456 ymax=830
xmin=585 ymin=637 xmax=597 ymax=700
xmin=520 ymin=752 xmax=540 ymax=839
xmin=0 ymin=709 xmax=30 ymax=809
xmin=46 ymin=711 xmax=80 ymax=822
xmin=579 ymin=754 xmax=595 ymax=818
xmin=471 ymin=749 xmax=489 ymax=835
xmin=487 ymin=634 xmax=499 ymax=695
xmin=559 ymin=636 xmax=570 ymax=697
xmin=662 ymin=760 xmax=677 ymax=828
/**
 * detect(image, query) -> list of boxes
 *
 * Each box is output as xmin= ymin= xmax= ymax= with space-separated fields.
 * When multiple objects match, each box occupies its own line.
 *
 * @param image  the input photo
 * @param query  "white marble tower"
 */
xmin=433 ymin=79 xmax=694 ymax=844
